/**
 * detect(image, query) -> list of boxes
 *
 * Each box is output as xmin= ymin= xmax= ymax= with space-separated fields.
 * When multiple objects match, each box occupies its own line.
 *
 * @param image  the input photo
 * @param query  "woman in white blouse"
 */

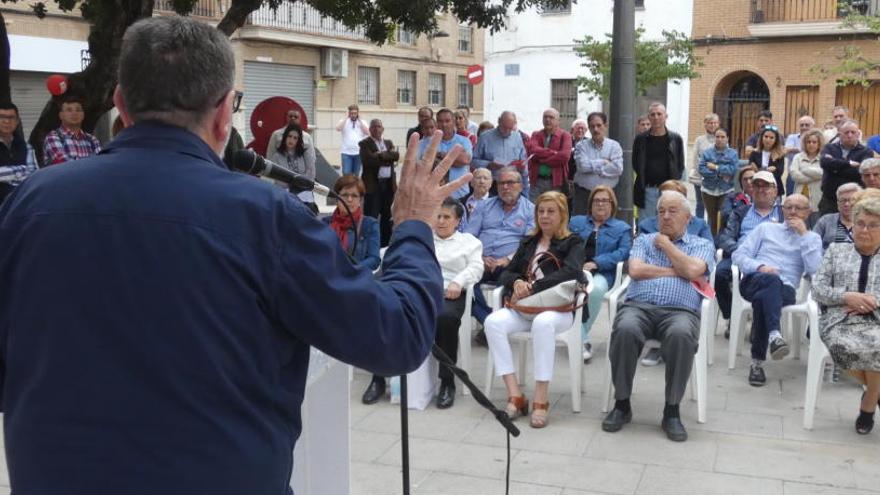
xmin=432 ymin=197 xmax=484 ymax=408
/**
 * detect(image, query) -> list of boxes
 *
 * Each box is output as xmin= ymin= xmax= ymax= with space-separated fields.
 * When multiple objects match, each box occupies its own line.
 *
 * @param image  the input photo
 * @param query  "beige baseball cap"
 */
xmin=752 ymin=170 xmax=776 ymax=186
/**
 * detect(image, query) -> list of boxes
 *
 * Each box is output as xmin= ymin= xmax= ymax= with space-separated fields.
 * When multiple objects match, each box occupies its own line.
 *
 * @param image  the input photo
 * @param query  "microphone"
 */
xmin=232 ymin=149 xmax=331 ymax=196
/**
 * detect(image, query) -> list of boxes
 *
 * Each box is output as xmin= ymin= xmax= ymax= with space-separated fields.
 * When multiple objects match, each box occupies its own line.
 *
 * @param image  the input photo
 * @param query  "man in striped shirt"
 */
xmin=0 ymin=101 xmax=37 ymax=203
xmin=42 ymin=95 xmax=102 ymax=166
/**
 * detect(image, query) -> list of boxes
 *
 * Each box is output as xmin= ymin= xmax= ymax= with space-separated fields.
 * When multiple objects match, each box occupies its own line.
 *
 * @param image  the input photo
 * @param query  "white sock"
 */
xmin=769 ymin=330 xmax=782 ymax=341
xmin=752 ymin=358 xmax=763 ymax=367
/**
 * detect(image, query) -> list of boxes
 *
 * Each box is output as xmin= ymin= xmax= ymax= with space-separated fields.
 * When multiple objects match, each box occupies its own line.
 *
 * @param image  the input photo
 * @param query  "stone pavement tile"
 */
xmin=783 ymin=481 xmax=880 ymax=495
xmin=462 ymin=414 xmax=597 ymax=457
xmin=415 ymin=472 xmax=563 ymax=495
xmin=714 ymin=433 xmax=880 ymax=490
xmin=351 ymin=429 xmax=402 ymax=463
xmin=585 ymin=423 xmax=717 ymax=472
xmin=353 ymin=402 xmax=483 ymax=442
xmin=724 ymin=386 xmax=839 ymax=420
xmin=509 ymin=450 xmax=644 ymax=494
xmin=375 ymin=437 xmax=513 ymax=480
xmin=636 ymin=465 xmax=784 ymax=495
xmin=351 ymin=460 xmax=430 ymax=495
xmin=688 ymin=408 xmax=784 ymax=439
xmin=781 ymin=413 xmax=880 ymax=450
xmin=561 ymin=489 xmax=620 ymax=495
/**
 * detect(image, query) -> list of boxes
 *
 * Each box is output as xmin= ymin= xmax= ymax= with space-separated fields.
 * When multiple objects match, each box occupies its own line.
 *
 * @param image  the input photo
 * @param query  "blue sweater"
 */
xmin=0 ymin=122 xmax=442 ymax=495
xmin=568 ymin=215 xmax=632 ymax=284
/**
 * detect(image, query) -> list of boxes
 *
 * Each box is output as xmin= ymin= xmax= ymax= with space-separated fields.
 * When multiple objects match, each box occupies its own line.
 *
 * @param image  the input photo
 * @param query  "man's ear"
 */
xmin=113 ymin=86 xmax=134 ymax=128
xmin=210 ymin=90 xmax=234 ymax=151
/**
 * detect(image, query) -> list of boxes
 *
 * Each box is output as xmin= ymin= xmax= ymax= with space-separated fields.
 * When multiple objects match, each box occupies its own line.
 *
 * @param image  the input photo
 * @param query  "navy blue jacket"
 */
xmin=0 ymin=122 xmax=442 ymax=495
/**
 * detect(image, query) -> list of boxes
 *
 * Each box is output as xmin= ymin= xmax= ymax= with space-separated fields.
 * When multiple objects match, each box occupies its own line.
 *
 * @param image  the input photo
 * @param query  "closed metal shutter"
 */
xmin=242 ymin=61 xmax=315 ymax=143
xmin=11 ymin=71 xmax=56 ymax=140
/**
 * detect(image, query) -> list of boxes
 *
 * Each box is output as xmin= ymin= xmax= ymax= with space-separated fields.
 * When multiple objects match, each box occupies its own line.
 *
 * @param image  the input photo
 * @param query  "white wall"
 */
xmin=484 ymin=0 xmax=693 ymax=139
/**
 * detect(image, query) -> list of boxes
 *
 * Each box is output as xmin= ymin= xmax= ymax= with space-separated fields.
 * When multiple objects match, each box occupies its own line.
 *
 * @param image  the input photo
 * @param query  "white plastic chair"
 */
xmin=482 ymin=271 xmax=593 ymax=413
xmin=600 ymin=279 xmax=711 ymax=424
xmin=801 ymin=299 xmax=829 ymax=430
xmin=456 ymin=283 xmax=475 ymax=396
xmin=727 ymin=265 xmax=811 ymax=369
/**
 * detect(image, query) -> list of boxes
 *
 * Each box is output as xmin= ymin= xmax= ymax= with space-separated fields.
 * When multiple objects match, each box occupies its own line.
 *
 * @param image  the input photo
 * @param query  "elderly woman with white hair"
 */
xmin=813 ymin=182 xmax=864 ymax=249
xmin=860 ymin=158 xmax=880 ymax=190
xmin=814 ymin=190 xmax=880 ymax=434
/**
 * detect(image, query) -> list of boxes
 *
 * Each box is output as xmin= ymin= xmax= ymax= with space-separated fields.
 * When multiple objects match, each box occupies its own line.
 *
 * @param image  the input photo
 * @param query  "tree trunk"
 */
xmin=216 ymin=0 xmax=264 ymax=36
xmin=0 ymin=10 xmax=11 ymax=104
xmin=28 ymin=0 xmax=155 ymax=164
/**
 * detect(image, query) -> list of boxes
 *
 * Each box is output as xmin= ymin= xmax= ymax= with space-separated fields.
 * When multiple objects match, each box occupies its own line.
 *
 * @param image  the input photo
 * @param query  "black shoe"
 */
xmin=856 ymin=410 xmax=874 ymax=435
xmin=769 ymin=336 xmax=790 ymax=360
xmin=474 ymin=329 xmax=488 ymax=347
xmin=748 ymin=363 xmax=766 ymax=387
xmin=602 ymin=408 xmax=632 ymax=432
xmin=661 ymin=415 xmax=688 ymax=442
xmin=437 ymin=382 xmax=455 ymax=409
xmin=361 ymin=379 xmax=385 ymax=405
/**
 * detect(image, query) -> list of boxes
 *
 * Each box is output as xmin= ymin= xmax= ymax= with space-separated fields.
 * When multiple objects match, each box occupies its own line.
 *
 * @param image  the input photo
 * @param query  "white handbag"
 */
xmin=505 ymin=251 xmax=587 ymax=318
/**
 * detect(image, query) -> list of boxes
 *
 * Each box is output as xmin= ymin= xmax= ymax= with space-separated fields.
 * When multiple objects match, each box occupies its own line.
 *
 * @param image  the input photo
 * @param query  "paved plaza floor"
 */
xmin=349 ymin=311 xmax=880 ymax=495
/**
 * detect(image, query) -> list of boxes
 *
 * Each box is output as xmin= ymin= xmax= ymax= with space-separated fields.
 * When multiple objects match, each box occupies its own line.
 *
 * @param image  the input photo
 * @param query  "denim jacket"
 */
xmin=698 ymin=146 xmax=739 ymax=194
xmin=322 ymin=215 xmax=381 ymax=270
xmin=568 ymin=215 xmax=632 ymax=285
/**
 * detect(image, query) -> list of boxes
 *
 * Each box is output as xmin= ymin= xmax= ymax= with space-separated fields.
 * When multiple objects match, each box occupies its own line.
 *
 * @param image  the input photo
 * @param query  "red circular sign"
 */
xmin=466 ymin=64 xmax=484 ymax=85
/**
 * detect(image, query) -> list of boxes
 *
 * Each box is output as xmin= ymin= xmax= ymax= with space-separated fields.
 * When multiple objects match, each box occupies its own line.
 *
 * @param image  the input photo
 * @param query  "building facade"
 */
xmin=3 ymin=0 xmax=485 ymax=162
xmin=483 ymin=0 xmax=693 ymax=136
xmin=689 ymin=0 xmax=880 ymax=154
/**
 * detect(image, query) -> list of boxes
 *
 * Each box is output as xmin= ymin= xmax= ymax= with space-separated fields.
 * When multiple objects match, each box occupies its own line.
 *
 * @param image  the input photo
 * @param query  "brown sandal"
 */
xmin=530 ymin=402 xmax=549 ymax=429
xmin=505 ymin=395 xmax=529 ymax=420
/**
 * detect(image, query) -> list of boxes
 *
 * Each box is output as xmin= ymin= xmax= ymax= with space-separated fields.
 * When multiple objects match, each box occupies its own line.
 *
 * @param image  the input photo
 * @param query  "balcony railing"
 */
xmin=751 ymin=0 xmax=880 ymax=23
xmin=155 ymin=0 xmax=217 ymax=17
xmin=246 ymin=2 xmax=368 ymax=41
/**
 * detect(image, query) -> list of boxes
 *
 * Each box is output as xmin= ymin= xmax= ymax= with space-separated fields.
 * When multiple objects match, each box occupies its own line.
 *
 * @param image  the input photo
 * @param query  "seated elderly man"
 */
xmin=603 ymin=191 xmax=715 ymax=442
xmin=465 ymin=166 xmax=535 ymax=327
xmin=861 ymin=158 xmax=880 ymax=190
xmin=714 ymin=170 xmax=783 ymax=338
xmin=732 ymin=194 xmax=823 ymax=386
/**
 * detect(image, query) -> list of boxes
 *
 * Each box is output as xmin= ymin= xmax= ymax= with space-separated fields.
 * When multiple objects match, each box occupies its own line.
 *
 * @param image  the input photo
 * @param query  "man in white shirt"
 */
xmin=335 ymin=104 xmax=369 ymax=176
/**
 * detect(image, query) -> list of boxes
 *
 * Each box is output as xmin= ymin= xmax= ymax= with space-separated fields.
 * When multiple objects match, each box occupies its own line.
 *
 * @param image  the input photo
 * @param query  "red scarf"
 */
xmin=330 ymin=207 xmax=362 ymax=250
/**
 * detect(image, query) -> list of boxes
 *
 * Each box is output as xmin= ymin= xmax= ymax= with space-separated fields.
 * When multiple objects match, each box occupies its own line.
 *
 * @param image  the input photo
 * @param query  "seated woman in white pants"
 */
xmin=485 ymin=191 xmax=585 ymax=428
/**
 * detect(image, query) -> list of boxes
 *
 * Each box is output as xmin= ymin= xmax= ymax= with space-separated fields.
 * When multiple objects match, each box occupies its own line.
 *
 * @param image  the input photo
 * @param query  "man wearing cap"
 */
xmin=714 ymin=170 xmax=784 ymax=338
xmin=732 ymin=194 xmax=822 ymax=386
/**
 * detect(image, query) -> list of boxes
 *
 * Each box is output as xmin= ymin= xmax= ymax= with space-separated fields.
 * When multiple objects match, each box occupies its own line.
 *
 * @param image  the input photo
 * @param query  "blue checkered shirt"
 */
xmin=625 ymin=233 xmax=716 ymax=312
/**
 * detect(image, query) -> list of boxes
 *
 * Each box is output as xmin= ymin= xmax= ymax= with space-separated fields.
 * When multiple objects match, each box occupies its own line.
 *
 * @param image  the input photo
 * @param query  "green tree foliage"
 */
xmin=573 ymin=26 xmax=702 ymax=101
xmin=808 ymin=7 xmax=880 ymax=87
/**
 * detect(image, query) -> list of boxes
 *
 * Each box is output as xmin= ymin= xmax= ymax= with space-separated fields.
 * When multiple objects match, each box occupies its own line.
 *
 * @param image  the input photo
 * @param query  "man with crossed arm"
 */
xmin=603 ymin=191 xmax=715 ymax=442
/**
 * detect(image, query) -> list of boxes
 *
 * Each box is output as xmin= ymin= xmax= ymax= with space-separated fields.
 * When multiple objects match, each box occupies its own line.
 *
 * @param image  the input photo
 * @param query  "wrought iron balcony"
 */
xmin=750 ymin=0 xmax=879 ymax=23
xmin=154 ymin=0 xmax=217 ymax=18
xmin=246 ymin=2 xmax=368 ymax=41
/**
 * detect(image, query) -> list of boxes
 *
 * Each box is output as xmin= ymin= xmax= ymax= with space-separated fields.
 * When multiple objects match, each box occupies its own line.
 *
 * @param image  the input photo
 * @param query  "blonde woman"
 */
xmin=484 ymin=191 xmax=585 ymax=428
xmin=789 ymin=129 xmax=825 ymax=214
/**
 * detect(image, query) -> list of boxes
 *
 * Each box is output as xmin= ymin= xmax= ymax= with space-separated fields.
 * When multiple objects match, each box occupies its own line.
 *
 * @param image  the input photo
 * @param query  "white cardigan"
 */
xmin=433 ymin=231 xmax=484 ymax=290
xmin=789 ymin=152 xmax=823 ymax=211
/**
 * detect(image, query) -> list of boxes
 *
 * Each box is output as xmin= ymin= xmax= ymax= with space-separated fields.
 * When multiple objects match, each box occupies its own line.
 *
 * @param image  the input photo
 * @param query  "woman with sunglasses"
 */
xmin=748 ymin=125 xmax=786 ymax=196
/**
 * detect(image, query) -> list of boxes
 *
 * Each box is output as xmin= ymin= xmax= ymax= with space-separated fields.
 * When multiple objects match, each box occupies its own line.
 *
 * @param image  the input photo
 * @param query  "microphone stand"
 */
xmin=397 ymin=343 xmax=520 ymax=495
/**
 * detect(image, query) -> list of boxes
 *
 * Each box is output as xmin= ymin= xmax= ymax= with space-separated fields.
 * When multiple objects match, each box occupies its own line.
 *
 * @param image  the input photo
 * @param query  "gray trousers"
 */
xmin=610 ymin=300 xmax=700 ymax=405
xmin=529 ymin=177 xmax=559 ymax=203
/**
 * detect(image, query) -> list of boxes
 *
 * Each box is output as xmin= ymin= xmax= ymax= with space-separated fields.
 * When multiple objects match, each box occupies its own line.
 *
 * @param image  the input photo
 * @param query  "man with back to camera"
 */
xmin=0 ymin=16 xmax=471 ymax=495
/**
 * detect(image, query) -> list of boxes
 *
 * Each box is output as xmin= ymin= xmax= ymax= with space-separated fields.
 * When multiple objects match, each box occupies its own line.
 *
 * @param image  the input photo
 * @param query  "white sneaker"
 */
xmin=641 ymin=348 xmax=663 ymax=366
xmin=582 ymin=343 xmax=593 ymax=362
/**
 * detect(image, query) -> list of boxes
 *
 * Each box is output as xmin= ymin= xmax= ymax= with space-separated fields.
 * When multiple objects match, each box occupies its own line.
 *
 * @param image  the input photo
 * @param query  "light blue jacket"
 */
xmin=699 ymin=146 xmax=739 ymax=194
xmin=568 ymin=215 xmax=632 ymax=285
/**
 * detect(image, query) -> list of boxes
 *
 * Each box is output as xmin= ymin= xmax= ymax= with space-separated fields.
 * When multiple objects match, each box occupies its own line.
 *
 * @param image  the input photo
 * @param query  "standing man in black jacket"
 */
xmin=819 ymin=120 xmax=875 ymax=215
xmin=0 ymin=102 xmax=37 ymax=203
xmin=632 ymin=102 xmax=685 ymax=218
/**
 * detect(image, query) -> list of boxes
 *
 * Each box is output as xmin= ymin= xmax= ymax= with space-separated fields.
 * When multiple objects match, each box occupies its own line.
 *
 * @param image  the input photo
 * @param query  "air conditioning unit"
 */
xmin=321 ymin=48 xmax=349 ymax=78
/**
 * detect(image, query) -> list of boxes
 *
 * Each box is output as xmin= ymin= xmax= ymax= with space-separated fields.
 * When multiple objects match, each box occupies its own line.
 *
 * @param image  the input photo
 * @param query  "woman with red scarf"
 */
xmin=322 ymin=175 xmax=380 ymax=271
